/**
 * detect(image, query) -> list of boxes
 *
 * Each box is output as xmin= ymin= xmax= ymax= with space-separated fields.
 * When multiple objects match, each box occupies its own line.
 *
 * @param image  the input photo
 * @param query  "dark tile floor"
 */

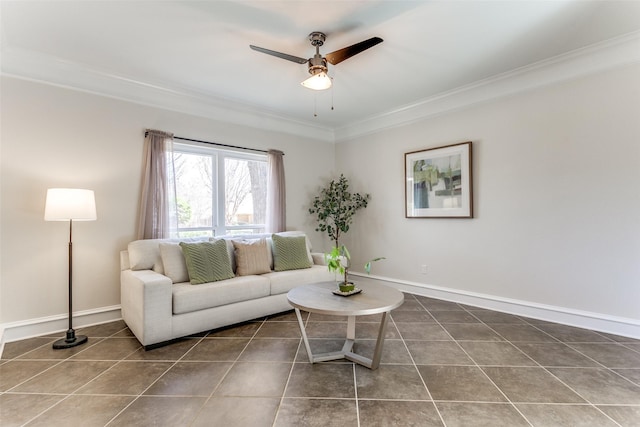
xmin=2 ymin=293 xmax=640 ymax=426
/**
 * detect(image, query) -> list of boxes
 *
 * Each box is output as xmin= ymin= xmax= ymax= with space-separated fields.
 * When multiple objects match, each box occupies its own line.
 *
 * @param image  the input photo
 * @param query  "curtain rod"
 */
xmin=175 ymin=136 xmax=274 ymax=154
xmin=145 ymin=131 xmax=282 ymax=155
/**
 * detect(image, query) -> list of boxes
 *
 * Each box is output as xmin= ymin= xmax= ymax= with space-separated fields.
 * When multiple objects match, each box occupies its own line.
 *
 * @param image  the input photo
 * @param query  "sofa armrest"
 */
xmin=311 ymin=252 xmax=327 ymax=266
xmin=121 ymin=269 xmax=173 ymax=347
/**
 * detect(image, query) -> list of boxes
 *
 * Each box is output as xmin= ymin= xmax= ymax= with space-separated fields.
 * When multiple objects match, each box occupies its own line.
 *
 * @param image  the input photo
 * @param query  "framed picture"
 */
xmin=405 ymin=141 xmax=473 ymax=218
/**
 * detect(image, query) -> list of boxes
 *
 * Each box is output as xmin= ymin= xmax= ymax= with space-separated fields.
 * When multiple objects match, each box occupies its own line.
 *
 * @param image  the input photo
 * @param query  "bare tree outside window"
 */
xmin=225 ymin=158 xmax=251 ymax=225
xmin=248 ymin=160 xmax=267 ymax=225
xmin=224 ymin=158 xmax=267 ymax=229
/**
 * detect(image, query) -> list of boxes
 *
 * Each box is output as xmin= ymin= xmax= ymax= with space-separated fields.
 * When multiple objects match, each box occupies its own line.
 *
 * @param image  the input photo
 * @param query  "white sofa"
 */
xmin=120 ymin=232 xmax=334 ymax=349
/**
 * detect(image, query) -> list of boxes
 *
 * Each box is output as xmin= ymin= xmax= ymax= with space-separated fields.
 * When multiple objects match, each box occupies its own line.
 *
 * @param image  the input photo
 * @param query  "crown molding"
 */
xmin=2 ymin=31 xmax=638 ymax=144
xmin=0 ymin=48 xmax=336 ymax=143
xmin=334 ymin=31 xmax=640 ymax=143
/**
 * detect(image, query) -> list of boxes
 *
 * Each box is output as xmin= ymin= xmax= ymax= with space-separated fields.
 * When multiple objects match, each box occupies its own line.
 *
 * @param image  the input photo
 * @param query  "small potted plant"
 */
xmin=326 ymin=245 xmax=385 ymax=293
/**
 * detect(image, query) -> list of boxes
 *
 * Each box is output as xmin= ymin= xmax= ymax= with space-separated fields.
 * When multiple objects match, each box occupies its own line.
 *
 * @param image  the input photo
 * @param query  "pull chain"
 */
xmin=311 ymin=76 xmax=334 ymax=117
xmin=331 ymin=76 xmax=334 ymax=111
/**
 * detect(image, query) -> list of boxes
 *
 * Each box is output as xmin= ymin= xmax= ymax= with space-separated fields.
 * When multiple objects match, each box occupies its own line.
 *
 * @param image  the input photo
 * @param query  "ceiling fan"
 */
xmin=250 ymin=32 xmax=383 ymax=90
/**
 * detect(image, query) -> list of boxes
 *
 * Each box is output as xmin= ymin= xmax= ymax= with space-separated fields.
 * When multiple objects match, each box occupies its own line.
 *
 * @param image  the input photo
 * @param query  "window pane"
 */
xmin=224 ymin=158 xmax=267 ymax=231
xmin=174 ymin=152 xmax=214 ymax=229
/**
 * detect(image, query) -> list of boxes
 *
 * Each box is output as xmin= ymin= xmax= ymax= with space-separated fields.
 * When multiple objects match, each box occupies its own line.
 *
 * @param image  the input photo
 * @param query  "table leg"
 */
xmin=344 ymin=311 xmax=390 ymax=370
xmin=294 ymin=308 xmax=313 ymax=364
xmin=370 ymin=311 xmax=390 ymax=370
xmin=295 ymin=308 xmax=344 ymax=363
xmin=340 ymin=315 xmax=356 ymax=354
xmin=347 ymin=316 xmax=356 ymax=340
xmin=295 ymin=309 xmax=391 ymax=369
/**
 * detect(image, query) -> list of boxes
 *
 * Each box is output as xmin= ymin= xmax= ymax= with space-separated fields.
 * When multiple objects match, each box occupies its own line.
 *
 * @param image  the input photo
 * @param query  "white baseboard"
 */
xmin=0 ymin=305 xmax=122 ymax=354
xmin=352 ymin=273 xmax=640 ymax=340
xmin=2 ymin=276 xmax=639 ymax=356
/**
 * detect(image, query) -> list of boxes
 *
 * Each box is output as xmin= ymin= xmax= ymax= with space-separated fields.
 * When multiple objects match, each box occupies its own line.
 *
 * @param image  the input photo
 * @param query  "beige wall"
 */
xmin=336 ymin=64 xmax=640 ymax=322
xmin=0 ymin=77 xmax=334 ymax=325
xmin=2 ymin=62 xmax=639 ymax=336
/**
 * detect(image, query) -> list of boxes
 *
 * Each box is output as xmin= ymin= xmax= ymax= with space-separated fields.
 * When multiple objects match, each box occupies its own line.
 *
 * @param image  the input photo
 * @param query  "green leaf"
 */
xmin=364 ymin=257 xmax=386 ymax=274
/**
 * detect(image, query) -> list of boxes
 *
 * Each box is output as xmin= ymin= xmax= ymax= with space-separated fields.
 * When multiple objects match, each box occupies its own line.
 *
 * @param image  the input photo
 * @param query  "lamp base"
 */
xmin=52 ymin=329 xmax=88 ymax=349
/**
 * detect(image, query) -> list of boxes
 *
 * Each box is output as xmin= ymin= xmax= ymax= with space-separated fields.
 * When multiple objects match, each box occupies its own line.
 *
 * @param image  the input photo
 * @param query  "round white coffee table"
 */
xmin=287 ymin=280 xmax=404 ymax=370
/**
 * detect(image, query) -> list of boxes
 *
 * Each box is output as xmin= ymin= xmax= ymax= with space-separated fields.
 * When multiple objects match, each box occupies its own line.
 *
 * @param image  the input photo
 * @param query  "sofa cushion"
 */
xmin=159 ymin=243 xmax=189 ymax=283
xmin=272 ymin=234 xmax=312 ymax=272
xmin=232 ymin=238 xmax=271 ymax=276
xmin=172 ymin=275 xmax=271 ymax=314
xmin=179 ymin=240 xmax=235 ymax=285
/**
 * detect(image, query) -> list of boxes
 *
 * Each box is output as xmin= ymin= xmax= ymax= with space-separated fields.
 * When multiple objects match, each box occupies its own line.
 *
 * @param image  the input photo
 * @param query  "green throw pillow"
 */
xmin=272 ymin=234 xmax=312 ymax=271
xmin=179 ymin=240 xmax=235 ymax=285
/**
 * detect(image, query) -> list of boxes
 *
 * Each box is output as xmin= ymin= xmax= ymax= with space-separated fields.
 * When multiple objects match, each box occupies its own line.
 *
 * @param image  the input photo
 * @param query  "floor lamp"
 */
xmin=45 ymin=188 xmax=97 ymax=349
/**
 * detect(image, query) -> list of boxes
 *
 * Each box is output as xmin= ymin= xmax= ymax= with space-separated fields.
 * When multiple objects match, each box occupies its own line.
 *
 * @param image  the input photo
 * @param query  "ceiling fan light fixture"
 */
xmin=251 ymin=31 xmax=382 ymax=91
xmin=301 ymin=71 xmax=332 ymax=90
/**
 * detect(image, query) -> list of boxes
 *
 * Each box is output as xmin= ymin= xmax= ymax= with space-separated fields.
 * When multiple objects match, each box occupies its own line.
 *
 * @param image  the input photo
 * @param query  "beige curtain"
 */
xmin=266 ymin=149 xmax=286 ymax=233
xmin=137 ymin=129 xmax=176 ymax=239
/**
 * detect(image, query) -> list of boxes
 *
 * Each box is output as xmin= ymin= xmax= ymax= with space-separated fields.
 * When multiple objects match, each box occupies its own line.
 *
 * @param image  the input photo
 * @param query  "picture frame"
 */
xmin=405 ymin=141 xmax=473 ymax=218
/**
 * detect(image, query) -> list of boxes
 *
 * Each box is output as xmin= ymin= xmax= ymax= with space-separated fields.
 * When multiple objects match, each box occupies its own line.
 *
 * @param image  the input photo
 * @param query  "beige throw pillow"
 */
xmin=232 ymin=239 xmax=271 ymax=276
xmin=159 ymin=243 xmax=189 ymax=283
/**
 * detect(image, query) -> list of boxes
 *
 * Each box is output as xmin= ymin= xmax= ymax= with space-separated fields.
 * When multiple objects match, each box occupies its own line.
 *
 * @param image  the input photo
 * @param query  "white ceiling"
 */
xmin=2 ymin=1 xmax=640 ymax=139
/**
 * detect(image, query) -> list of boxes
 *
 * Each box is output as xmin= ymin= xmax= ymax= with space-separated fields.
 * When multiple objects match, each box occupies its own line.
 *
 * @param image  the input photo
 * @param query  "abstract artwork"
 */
xmin=405 ymin=141 xmax=473 ymax=218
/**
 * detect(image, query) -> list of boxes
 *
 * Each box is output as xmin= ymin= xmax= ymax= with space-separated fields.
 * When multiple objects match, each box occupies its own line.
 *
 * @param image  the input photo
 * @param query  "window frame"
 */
xmin=173 ymin=141 xmax=267 ymax=237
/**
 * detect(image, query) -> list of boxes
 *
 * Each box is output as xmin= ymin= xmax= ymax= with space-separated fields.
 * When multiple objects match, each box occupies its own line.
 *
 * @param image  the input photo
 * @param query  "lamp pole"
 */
xmin=52 ymin=218 xmax=88 ymax=349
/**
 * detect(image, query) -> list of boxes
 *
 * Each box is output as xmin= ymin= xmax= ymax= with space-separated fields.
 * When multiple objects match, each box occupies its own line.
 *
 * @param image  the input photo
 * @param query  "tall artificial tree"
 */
xmin=309 ymin=174 xmax=370 ymax=248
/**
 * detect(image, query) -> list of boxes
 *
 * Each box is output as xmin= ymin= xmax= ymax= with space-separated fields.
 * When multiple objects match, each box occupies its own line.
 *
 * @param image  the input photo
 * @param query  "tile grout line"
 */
xmin=533 ymin=355 xmax=631 ymax=426
xmin=5 ymin=329 xmax=130 ymax=427
xmin=185 ymin=318 xmax=270 ymax=427
xmin=104 ymin=331 xmax=211 ymax=427
xmin=414 ymin=297 xmax=546 ymax=424
xmin=517 ymin=318 xmax=628 ymax=426
xmin=457 ymin=304 xmax=537 ymax=426
xmin=423 ymin=299 xmax=531 ymax=426
xmin=272 ymin=311 xmax=308 ymax=427
xmin=476 ymin=309 xmax=625 ymax=426
xmin=395 ymin=294 xmax=447 ymax=427
xmin=353 ymin=362 xmax=360 ymax=427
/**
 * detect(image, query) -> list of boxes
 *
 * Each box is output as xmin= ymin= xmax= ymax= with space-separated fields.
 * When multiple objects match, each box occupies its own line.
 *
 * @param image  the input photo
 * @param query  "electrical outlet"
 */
xmin=420 ymin=264 xmax=427 ymax=274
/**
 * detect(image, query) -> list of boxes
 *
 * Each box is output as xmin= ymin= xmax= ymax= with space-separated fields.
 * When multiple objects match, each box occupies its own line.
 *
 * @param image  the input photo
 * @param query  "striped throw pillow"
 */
xmin=232 ymin=238 xmax=271 ymax=276
xmin=272 ymin=234 xmax=312 ymax=271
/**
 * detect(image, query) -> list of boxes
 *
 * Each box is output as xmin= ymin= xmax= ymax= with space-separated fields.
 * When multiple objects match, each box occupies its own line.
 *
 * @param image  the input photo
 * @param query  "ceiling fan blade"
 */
xmin=249 ymin=45 xmax=308 ymax=64
xmin=325 ymin=37 xmax=383 ymax=65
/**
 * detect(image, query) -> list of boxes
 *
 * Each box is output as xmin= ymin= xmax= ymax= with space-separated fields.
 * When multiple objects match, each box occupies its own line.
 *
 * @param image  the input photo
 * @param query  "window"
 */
xmin=172 ymin=143 xmax=267 ymax=237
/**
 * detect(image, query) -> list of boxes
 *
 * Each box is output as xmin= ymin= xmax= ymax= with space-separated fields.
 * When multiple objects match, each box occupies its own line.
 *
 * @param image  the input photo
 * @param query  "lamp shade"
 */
xmin=44 ymin=188 xmax=97 ymax=221
xmin=301 ymin=72 xmax=332 ymax=90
